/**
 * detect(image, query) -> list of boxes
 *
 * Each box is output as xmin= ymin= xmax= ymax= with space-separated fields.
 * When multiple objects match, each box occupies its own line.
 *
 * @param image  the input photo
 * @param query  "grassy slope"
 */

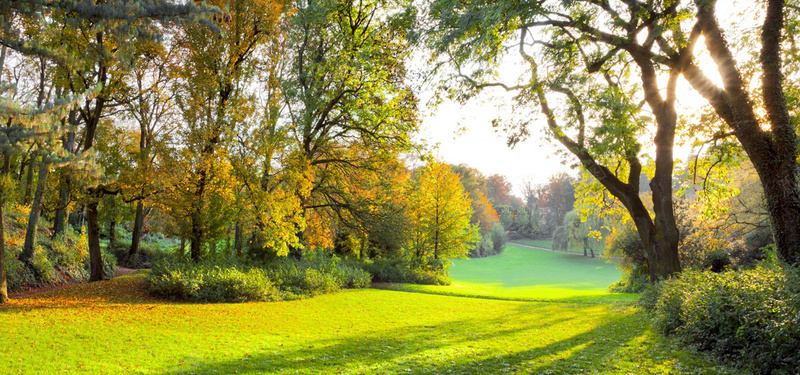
xmin=390 ymin=244 xmax=635 ymax=303
xmin=0 ymin=273 xmax=731 ymax=374
xmin=514 ymin=238 xmax=606 ymax=255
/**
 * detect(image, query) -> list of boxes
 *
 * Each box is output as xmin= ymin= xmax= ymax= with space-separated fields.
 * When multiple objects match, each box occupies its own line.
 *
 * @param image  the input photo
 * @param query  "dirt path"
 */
xmin=9 ymin=267 xmax=141 ymax=299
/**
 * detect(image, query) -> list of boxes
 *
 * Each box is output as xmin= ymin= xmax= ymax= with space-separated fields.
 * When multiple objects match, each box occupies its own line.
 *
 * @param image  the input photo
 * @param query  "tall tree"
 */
xmin=172 ymin=0 xmax=283 ymax=260
xmin=408 ymin=161 xmax=477 ymax=262
xmin=425 ymin=0 xmax=697 ymax=280
xmin=680 ymin=0 xmax=800 ymax=264
xmin=283 ymin=0 xmax=418 ymax=243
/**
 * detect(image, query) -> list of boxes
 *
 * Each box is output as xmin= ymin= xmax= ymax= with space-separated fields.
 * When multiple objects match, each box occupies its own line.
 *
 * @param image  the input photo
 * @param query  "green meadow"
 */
xmin=0 ymin=247 xmax=732 ymax=374
xmin=389 ymin=244 xmax=634 ymax=303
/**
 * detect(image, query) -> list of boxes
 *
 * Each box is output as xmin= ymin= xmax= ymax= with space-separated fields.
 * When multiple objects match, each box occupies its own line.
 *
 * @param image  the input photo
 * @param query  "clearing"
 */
xmin=0 ymin=247 xmax=731 ymax=374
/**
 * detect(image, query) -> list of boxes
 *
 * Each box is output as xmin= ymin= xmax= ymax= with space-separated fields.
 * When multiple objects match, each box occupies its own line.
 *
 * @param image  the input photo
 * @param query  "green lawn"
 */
xmin=0 ymin=248 xmax=732 ymax=374
xmin=514 ymin=238 xmax=606 ymax=255
xmin=389 ymin=244 xmax=633 ymax=303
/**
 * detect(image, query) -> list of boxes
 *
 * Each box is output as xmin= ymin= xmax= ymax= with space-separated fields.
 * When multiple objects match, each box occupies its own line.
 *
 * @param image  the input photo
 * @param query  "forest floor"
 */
xmin=0 ymin=247 xmax=734 ymax=374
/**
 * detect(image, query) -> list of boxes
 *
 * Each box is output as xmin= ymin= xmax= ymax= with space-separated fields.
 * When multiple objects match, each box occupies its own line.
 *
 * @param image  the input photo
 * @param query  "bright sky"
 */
xmin=412 ymin=1 xmax=756 ymax=198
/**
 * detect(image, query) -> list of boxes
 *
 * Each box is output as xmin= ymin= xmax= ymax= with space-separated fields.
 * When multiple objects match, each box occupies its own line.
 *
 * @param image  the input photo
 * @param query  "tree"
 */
xmin=451 ymin=164 xmax=498 ymax=234
xmin=536 ymin=173 xmax=577 ymax=236
xmin=282 ymin=0 xmax=418 ymax=251
xmin=408 ymin=161 xmax=477 ymax=262
xmin=485 ymin=174 xmax=512 ymax=208
xmin=171 ymin=0 xmax=283 ymax=260
xmin=679 ymin=0 xmax=800 ymax=264
xmin=425 ymin=0 xmax=693 ymax=280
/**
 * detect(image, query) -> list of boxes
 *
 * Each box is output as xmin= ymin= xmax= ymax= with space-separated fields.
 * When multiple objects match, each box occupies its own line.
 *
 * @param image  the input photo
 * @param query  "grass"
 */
xmin=0 ymin=272 xmax=733 ymax=374
xmin=388 ymin=244 xmax=635 ymax=303
xmin=514 ymin=238 xmax=606 ymax=255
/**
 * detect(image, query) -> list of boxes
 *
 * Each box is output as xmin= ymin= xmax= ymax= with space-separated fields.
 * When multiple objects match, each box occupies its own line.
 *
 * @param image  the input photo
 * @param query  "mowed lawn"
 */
xmin=0 ymin=248 xmax=732 ymax=374
xmin=391 ymin=244 xmax=634 ymax=302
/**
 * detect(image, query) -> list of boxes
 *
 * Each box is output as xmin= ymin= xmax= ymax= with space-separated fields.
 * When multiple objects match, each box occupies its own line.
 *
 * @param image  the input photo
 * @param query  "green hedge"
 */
xmin=650 ymin=259 xmax=800 ymax=374
xmin=359 ymin=258 xmax=450 ymax=285
xmin=147 ymin=255 xmax=371 ymax=303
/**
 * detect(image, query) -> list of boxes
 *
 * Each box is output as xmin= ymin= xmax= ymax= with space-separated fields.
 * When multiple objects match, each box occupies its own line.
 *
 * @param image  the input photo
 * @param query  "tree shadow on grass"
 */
xmin=154 ymin=305 xmax=652 ymax=375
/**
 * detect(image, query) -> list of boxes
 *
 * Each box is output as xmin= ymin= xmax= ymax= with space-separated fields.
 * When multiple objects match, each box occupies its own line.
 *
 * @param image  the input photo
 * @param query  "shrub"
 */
xmin=31 ymin=245 xmax=60 ymax=285
xmin=489 ymin=223 xmax=507 ymax=255
xmin=4 ymin=255 xmax=35 ymax=292
xmin=359 ymin=257 xmax=450 ymax=285
xmin=101 ymin=250 xmax=117 ymax=279
xmin=651 ymin=259 xmax=800 ymax=374
xmin=49 ymin=232 xmax=89 ymax=282
xmin=147 ymin=260 xmax=280 ymax=303
xmin=265 ymin=255 xmax=371 ymax=297
xmin=147 ymin=254 xmax=370 ymax=303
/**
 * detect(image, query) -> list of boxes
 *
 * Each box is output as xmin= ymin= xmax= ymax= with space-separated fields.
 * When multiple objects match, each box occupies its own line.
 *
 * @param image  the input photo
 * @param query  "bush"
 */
xmin=489 ymin=223 xmax=507 ymax=254
xmin=101 ymin=250 xmax=117 ymax=279
xmin=147 ymin=260 xmax=280 ymax=303
xmin=359 ymin=258 xmax=450 ymax=285
xmin=265 ymin=255 xmax=371 ymax=297
xmin=49 ymin=232 xmax=89 ymax=282
xmin=147 ymin=254 xmax=371 ymax=303
xmin=651 ymin=259 xmax=800 ymax=374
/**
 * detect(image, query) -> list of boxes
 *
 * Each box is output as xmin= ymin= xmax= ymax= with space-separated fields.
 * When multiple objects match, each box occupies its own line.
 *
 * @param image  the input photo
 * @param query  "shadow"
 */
xmin=0 ymin=271 xmax=179 ymax=314
xmin=372 ymin=283 xmax=638 ymax=305
xmin=152 ymin=305 xmax=645 ymax=375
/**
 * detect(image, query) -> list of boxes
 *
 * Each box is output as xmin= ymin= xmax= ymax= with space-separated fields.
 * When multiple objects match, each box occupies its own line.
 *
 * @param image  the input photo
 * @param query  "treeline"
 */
xmin=0 ymin=0 xmax=484 ymax=301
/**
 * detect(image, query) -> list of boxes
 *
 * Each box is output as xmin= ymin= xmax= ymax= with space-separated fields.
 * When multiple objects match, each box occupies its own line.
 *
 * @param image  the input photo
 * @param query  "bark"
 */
xmin=20 ymin=158 xmax=49 ymax=264
xmin=128 ymin=201 xmax=145 ymax=257
xmin=86 ymin=201 xmax=104 ymax=282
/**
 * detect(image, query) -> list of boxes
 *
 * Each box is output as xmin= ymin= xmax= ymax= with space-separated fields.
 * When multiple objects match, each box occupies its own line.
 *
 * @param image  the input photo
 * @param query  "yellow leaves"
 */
xmin=408 ymin=161 xmax=477 ymax=259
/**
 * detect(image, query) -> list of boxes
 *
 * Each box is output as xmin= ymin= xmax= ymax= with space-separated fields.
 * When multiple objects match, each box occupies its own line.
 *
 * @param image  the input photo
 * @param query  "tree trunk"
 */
xmin=52 ymin=182 xmax=70 ymax=238
xmin=129 ymin=200 xmax=145 ymax=257
xmin=684 ymin=0 xmax=800 ymax=264
xmin=233 ymin=221 xmax=242 ymax=256
xmin=22 ymin=153 xmax=35 ymax=203
xmin=0 ymin=150 xmax=7 ymax=303
xmin=53 ymin=115 xmax=77 ymax=238
xmin=86 ymin=201 xmax=104 ymax=282
xmin=20 ymin=158 xmax=49 ymax=264
xmin=190 ymin=213 xmax=203 ymax=261
xmin=760 ymin=162 xmax=800 ymax=264
xmin=0 ymin=201 xmax=7 ymax=304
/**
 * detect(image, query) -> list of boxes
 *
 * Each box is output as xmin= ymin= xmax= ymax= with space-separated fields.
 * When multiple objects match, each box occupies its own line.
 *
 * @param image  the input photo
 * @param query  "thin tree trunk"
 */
xmin=233 ymin=220 xmax=242 ymax=256
xmin=22 ymin=154 xmax=35 ymax=202
xmin=52 ymin=181 xmax=70 ymax=237
xmin=190 ymin=214 xmax=203 ymax=261
xmin=53 ymin=114 xmax=77 ymax=238
xmin=86 ymin=201 xmax=104 ymax=282
xmin=0 ymin=201 xmax=7 ymax=303
xmin=0 ymin=151 xmax=8 ymax=303
xmin=129 ymin=200 xmax=145 ymax=257
xmin=20 ymin=158 xmax=49 ymax=263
